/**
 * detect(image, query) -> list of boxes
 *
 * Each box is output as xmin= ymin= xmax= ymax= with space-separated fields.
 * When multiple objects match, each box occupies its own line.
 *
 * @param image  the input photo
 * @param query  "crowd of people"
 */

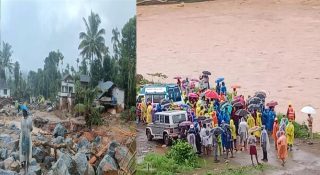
xmin=137 ymin=74 xmax=315 ymax=167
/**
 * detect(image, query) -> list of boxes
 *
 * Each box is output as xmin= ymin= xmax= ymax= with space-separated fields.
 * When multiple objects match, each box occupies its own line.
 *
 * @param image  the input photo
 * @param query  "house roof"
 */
xmin=80 ymin=75 xmax=90 ymax=83
xmin=0 ymin=79 xmax=9 ymax=89
xmin=62 ymin=74 xmax=73 ymax=81
xmin=97 ymin=81 xmax=114 ymax=92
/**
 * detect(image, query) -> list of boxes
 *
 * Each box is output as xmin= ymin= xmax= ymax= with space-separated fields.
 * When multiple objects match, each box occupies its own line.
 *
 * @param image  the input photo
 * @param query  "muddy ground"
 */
xmin=137 ymin=124 xmax=320 ymax=175
xmin=137 ymin=0 xmax=320 ymax=131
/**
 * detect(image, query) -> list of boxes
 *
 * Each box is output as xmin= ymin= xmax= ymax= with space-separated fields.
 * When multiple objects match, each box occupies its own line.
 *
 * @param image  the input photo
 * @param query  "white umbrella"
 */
xmin=301 ymin=106 xmax=316 ymax=114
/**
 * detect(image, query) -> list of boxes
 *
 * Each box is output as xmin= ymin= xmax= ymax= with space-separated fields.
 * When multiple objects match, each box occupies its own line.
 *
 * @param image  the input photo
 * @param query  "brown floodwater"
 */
xmin=137 ymin=0 xmax=320 ymax=131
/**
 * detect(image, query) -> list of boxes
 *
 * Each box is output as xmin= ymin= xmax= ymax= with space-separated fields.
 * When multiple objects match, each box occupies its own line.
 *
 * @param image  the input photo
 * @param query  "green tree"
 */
xmin=102 ymin=50 xmax=113 ymax=81
xmin=0 ymin=42 xmax=14 ymax=80
xmin=118 ymin=17 xmax=136 ymax=107
xmin=78 ymin=11 xmax=107 ymax=64
xmin=90 ymin=59 xmax=103 ymax=87
xmin=79 ymin=59 xmax=88 ymax=75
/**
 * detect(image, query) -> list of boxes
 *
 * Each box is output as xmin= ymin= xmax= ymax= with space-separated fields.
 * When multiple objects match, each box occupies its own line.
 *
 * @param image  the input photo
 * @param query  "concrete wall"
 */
xmin=0 ymin=89 xmax=10 ymax=98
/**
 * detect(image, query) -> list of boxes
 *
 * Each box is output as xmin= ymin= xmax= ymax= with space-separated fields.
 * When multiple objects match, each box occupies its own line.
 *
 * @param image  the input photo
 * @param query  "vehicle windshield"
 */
xmin=172 ymin=114 xmax=186 ymax=124
xmin=152 ymin=94 xmax=165 ymax=103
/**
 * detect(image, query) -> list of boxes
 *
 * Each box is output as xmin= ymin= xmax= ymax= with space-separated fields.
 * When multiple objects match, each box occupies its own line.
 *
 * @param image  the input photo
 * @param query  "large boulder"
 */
xmin=35 ymin=133 xmax=47 ymax=142
xmin=73 ymin=152 xmax=89 ymax=175
xmin=27 ymin=163 xmax=41 ymax=175
xmin=3 ymin=157 xmax=14 ymax=170
xmin=64 ymin=138 xmax=73 ymax=147
xmin=107 ymin=141 xmax=120 ymax=158
xmin=115 ymin=145 xmax=133 ymax=171
xmin=52 ymin=123 xmax=67 ymax=138
xmin=32 ymin=147 xmax=47 ymax=163
xmin=9 ymin=161 xmax=20 ymax=172
xmin=0 ymin=148 xmax=8 ymax=160
xmin=0 ymin=169 xmax=18 ymax=175
xmin=50 ymin=152 xmax=76 ymax=175
xmin=77 ymin=138 xmax=90 ymax=153
xmin=43 ymin=156 xmax=55 ymax=169
xmin=52 ymin=136 xmax=64 ymax=144
xmin=10 ymin=152 xmax=19 ymax=161
xmin=0 ymin=134 xmax=12 ymax=143
xmin=96 ymin=154 xmax=118 ymax=175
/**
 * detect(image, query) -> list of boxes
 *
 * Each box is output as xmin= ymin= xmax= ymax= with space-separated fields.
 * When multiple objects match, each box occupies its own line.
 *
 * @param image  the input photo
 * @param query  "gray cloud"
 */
xmin=1 ymin=0 xmax=136 ymax=72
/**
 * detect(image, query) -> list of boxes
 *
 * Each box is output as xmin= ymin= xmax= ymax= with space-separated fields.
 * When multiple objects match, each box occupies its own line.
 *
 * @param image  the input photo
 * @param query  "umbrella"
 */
xmin=248 ymin=104 xmax=260 ymax=111
xmin=215 ymin=77 xmax=224 ymax=83
xmin=248 ymin=97 xmax=262 ymax=105
xmin=235 ymin=109 xmax=250 ymax=117
xmin=254 ymin=93 xmax=266 ymax=99
xmin=191 ymin=78 xmax=199 ymax=82
xmin=233 ymin=101 xmax=244 ymax=107
xmin=179 ymin=121 xmax=193 ymax=127
xmin=174 ymin=76 xmax=182 ymax=79
xmin=210 ymin=127 xmax=223 ymax=135
xmin=205 ymin=90 xmax=219 ymax=99
xmin=254 ymin=91 xmax=267 ymax=98
xmin=249 ymin=126 xmax=261 ymax=133
xmin=188 ymin=93 xmax=199 ymax=98
xmin=202 ymin=71 xmax=211 ymax=75
xmin=266 ymin=100 xmax=278 ymax=107
xmin=301 ymin=106 xmax=316 ymax=114
xmin=231 ymin=85 xmax=241 ymax=89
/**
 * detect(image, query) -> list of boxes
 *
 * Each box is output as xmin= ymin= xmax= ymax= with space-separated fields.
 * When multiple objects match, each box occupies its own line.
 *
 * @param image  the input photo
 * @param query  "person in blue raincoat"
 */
xmin=262 ymin=108 xmax=269 ymax=126
xmin=221 ymin=82 xmax=227 ymax=95
xmin=216 ymin=83 xmax=221 ymax=95
xmin=266 ymin=107 xmax=276 ymax=132
xmin=156 ymin=103 xmax=162 ymax=112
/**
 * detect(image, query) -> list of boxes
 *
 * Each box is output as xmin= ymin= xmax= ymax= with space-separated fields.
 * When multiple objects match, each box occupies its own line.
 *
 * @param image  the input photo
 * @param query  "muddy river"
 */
xmin=137 ymin=0 xmax=320 ymax=131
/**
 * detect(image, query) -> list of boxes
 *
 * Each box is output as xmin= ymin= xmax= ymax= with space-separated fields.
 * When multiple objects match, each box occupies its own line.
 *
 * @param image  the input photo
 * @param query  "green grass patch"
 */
xmin=137 ymin=140 xmax=201 ymax=175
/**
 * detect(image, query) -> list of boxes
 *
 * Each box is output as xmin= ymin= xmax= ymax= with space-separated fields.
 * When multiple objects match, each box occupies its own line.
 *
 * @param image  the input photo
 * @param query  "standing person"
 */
xmin=286 ymin=104 xmax=296 ymax=122
xmin=187 ymin=125 xmax=197 ymax=152
xmin=272 ymin=118 xmax=279 ymax=150
xmin=247 ymin=114 xmax=255 ymax=130
xmin=212 ymin=132 xmax=220 ymax=163
xmin=260 ymin=126 xmax=270 ymax=162
xmin=232 ymin=88 xmax=237 ymax=99
xmin=19 ymin=107 xmax=33 ymax=172
xmin=220 ymin=82 xmax=227 ymax=95
xmin=216 ymin=82 xmax=221 ymax=95
xmin=146 ymin=102 xmax=153 ymax=124
xmin=200 ymin=124 xmax=208 ymax=155
xmin=194 ymin=123 xmax=202 ymax=154
xmin=225 ymin=126 xmax=234 ymax=159
xmin=248 ymin=132 xmax=260 ymax=166
xmin=277 ymin=131 xmax=288 ymax=166
xmin=255 ymin=111 xmax=262 ymax=139
xmin=238 ymin=118 xmax=249 ymax=151
xmin=286 ymin=121 xmax=294 ymax=151
xmin=141 ymin=99 xmax=147 ymax=123
xmin=177 ymin=78 xmax=181 ymax=89
xmin=230 ymin=119 xmax=237 ymax=151
xmin=307 ymin=114 xmax=313 ymax=139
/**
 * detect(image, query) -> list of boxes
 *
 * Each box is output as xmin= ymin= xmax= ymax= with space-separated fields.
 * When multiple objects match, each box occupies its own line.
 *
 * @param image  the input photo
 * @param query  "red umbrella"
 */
xmin=205 ymin=90 xmax=219 ymax=99
xmin=231 ymin=85 xmax=241 ymax=89
xmin=188 ymin=93 xmax=198 ymax=98
xmin=191 ymin=78 xmax=199 ymax=82
xmin=266 ymin=100 xmax=278 ymax=107
xmin=174 ymin=76 xmax=182 ymax=79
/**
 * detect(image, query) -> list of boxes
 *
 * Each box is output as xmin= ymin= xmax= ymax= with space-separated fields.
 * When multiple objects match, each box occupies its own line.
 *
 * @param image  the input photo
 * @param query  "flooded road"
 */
xmin=137 ymin=0 xmax=320 ymax=131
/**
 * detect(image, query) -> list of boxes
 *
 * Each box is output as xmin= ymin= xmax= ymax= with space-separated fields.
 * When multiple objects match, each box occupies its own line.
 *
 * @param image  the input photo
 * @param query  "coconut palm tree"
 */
xmin=78 ymin=11 xmax=107 ymax=64
xmin=0 ymin=42 xmax=14 ymax=80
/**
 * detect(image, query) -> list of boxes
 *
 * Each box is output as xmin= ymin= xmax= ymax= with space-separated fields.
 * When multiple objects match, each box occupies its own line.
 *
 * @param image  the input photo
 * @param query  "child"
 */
xmin=248 ymin=132 xmax=260 ymax=166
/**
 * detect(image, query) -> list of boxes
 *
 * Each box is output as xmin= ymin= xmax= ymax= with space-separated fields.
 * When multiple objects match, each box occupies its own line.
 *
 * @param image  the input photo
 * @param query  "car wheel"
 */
xmin=163 ymin=133 xmax=172 ymax=146
xmin=146 ymin=129 xmax=153 ymax=141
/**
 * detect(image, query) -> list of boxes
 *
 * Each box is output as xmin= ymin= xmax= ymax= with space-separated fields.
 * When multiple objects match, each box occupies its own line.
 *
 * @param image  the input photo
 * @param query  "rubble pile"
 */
xmin=0 ymin=122 xmax=135 ymax=175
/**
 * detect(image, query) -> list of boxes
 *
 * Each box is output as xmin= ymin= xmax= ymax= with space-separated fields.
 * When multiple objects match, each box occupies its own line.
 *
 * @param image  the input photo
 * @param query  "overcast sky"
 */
xmin=0 ymin=0 xmax=135 ymax=72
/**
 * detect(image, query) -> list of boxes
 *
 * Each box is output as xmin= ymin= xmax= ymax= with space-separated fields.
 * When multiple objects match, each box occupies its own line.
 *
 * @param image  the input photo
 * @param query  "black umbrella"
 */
xmin=202 ymin=71 xmax=211 ymax=75
xmin=248 ymin=97 xmax=262 ymax=105
xmin=255 ymin=91 xmax=266 ymax=98
xmin=233 ymin=101 xmax=244 ymax=107
xmin=247 ymin=104 xmax=261 ymax=111
xmin=235 ymin=109 xmax=250 ymax=117
xmin=210 ymin=127 xmax=223 ymax=135
xmin=254 ymin=93 xmax=266 ymax=100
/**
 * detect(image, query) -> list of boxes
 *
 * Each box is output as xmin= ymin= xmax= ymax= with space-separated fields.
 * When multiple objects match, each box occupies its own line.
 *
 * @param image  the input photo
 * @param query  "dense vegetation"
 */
xmin=0 ymin=12 xmax=136 ymax=107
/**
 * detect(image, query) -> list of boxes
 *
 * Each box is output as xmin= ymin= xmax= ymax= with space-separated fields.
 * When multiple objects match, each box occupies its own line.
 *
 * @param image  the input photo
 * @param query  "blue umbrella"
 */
xmin=215 ymin=77 xmax=224 ymax=83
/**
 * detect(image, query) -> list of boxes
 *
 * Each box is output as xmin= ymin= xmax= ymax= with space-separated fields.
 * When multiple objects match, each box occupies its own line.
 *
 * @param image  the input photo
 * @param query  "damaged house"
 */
xmin=0 ymin=79 xmax=10 ymax=98
xmin=96 ymin=81 xmax=125 ymax=112
xmin=59 ymin=74 xmax=75 ymax=111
